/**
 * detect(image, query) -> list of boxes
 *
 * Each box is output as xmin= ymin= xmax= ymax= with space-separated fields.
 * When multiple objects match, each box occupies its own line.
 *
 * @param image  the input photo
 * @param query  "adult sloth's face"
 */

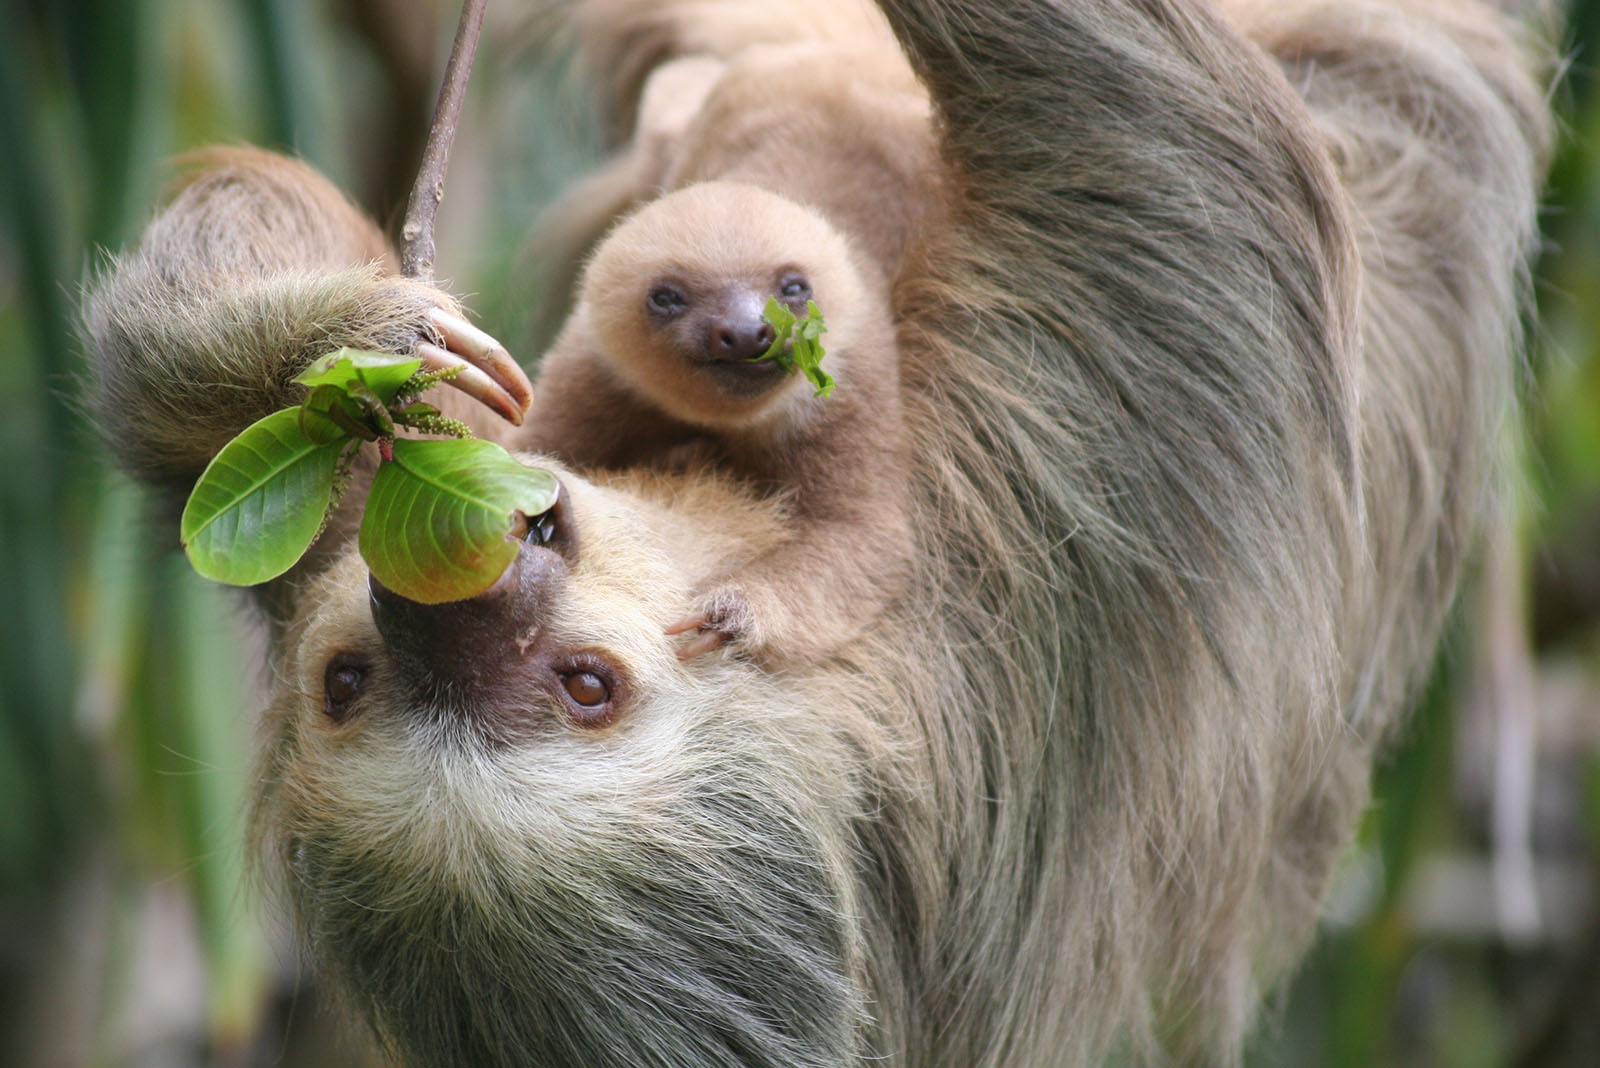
xmin=252 ymin=461 xmax=871 ymax=1067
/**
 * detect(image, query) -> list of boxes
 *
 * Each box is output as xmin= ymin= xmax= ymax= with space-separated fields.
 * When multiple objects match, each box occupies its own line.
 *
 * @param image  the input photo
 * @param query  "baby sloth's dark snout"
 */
xmin=698 ymin=289 xmax=788 ymax=397
xmin=368 ymin=493 xmax=573 ymax=714
xmin=704 ymin=293 xmax=775 ymax=363
xmin=707 ymin=317 xmax=775 ymax=362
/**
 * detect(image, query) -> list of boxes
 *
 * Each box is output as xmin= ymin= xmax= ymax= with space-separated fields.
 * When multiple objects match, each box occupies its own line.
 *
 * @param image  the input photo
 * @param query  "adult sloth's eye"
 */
xmin=555 ymin=656 xmax=625 ymax=729
xmin=323 ymin=653 xmax=370 ymax=723
xmin=563 ymin=671 xmax=609 ymax=707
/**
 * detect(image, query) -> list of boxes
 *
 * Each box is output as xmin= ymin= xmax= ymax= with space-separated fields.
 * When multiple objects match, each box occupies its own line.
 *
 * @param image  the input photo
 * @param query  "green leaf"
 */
xmin=180 ymin=407 xmax=344 ymax=585
xmin=293 ymin=347 xmax=422 ymax=404
xmin=755 ymin=297 xmax=832 ymax=396
xmin=360 ymin=439 xmax=560 ymax=603
xmin=344 ymin=380 xmax=394 ymax=438
xmin=298 ymin=384 xmax=358 ymax=445
xmin=390 ymin=399 xmax=441 ymax=422
xmin=791 ymin=299 xmax=833 ymax=397
xmin=759 ymin=298 xmax=797 ymax=357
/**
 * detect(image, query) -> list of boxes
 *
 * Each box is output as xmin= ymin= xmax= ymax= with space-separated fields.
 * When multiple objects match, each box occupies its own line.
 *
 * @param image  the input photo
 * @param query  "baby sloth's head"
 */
xmin=580 ymin=180 xmax=869 ymax=431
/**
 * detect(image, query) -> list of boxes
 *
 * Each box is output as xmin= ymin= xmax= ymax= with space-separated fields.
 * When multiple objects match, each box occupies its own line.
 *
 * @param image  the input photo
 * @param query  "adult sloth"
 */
xmin=83 ymin=0 xmax=1551 ymax=1064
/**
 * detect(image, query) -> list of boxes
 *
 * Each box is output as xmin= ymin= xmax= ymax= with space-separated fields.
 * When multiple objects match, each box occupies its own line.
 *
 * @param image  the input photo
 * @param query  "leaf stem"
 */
xmin=399 ymin=0 xmax=488 ymax=280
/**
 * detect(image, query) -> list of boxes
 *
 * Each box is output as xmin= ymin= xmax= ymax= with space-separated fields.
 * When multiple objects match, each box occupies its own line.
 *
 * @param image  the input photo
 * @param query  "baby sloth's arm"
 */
xmin=518 ymin=317 xmax=707 ymax=471
xmin=84 ymin=147 xmax=530 ymax=500
xmin=669 ymin=398 xmax=911 ymax=664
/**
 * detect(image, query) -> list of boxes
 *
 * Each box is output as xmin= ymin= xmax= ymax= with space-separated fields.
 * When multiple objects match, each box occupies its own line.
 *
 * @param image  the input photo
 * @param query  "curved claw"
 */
xmin=420 ymin=307 xmax=534 ymax=425
xmin=414 ymin=341 xmax=524 ymax=426
xmin=666 ymin=611 xmax=734 ymax=660
xmin=664 ymin=612 xmax=709 ymax=636
xmin=674 ymin=627 xmax=732 ymax=661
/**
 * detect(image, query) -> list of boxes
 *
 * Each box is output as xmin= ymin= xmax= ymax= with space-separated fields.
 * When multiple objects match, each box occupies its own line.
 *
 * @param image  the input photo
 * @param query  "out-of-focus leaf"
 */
xmin=167 ymin=561 xmax=265 ymax=1043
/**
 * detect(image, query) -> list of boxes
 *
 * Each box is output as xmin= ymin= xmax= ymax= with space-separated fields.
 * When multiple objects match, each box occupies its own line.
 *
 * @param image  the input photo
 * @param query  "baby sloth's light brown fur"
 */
xmin=527 ymin=25 xmax=937 ymax=343
xmin=80 ymin=0 xmax=1554 ymax=1065
xmin=524 ymin=180 xmax=907 ymax=661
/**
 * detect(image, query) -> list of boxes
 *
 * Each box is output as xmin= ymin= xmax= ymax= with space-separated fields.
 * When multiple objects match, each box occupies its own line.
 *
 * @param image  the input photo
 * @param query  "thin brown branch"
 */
xmin=400 ymin=0 xmax=488 ymax=280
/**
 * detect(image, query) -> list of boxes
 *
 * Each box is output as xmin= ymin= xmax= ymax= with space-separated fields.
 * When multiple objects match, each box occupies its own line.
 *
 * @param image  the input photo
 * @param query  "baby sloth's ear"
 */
xmin=366 ymin=488 xmax=593 ymax=735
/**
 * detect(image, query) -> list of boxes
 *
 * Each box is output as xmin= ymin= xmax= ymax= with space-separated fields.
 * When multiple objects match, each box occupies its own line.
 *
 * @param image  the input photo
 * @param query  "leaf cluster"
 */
xmin=179 ymin=348 xmax=557 ymax=603
xmin=755 ymin=298 xmax=833 ymax=397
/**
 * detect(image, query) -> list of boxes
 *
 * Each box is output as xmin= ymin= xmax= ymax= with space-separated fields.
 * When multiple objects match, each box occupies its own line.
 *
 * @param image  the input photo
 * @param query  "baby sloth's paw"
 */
xmin=666 ymin=587 xmax=756 ymax=661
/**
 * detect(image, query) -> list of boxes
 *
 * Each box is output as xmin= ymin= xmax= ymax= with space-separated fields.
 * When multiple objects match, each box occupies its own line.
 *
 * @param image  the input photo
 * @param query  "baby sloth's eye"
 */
xmin=778 ymin=274 xmax=811 ymax=300
xmin=323 ymin=653 xmax=370 ymax=724
xmin=647 ymin=283 xmax=688 ymax=317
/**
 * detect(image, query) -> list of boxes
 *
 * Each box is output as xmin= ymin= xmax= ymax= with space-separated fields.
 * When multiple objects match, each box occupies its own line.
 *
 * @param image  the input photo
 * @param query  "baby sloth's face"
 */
xmin=251 ymin=464 xmax=868 ymax=1063
xmin=583 ymin=179 xmax=863 ymax=432
xmin=640 ymin=262 xmax=810 ymax=399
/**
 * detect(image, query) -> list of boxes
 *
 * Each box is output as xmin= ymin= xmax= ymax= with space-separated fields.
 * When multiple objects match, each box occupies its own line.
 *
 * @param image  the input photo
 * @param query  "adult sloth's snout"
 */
xmin=368 ymin=490 xmax=574 ymax=710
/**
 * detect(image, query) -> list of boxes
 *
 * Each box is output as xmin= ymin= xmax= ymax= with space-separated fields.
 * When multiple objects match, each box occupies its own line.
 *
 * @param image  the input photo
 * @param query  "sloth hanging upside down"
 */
xmin=83 ymin=0 xmax=1551 ymax=1065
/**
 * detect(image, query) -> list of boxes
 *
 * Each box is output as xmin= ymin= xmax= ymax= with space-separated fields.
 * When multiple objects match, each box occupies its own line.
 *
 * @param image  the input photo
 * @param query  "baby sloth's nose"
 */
xmin=706 ymin=314 xmax=775 ymax=362
xmin=369 ymin=494 xmax=573 ymax=709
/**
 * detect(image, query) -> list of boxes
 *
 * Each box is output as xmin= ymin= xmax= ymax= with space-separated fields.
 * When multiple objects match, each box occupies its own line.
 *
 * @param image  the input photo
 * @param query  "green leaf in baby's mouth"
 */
xmin=755 ymin=298 xmax=834 ymax=397
xmin=180 ymin=407 xmax=348 ymax=585
xmin=360 ymin=438 xmax=561 ymax=604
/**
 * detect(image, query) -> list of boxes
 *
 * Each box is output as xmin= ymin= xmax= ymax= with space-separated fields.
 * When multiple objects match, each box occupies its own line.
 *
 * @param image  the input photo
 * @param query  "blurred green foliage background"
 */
xmin=0 ymin=1 xmax=1596 ymax=1065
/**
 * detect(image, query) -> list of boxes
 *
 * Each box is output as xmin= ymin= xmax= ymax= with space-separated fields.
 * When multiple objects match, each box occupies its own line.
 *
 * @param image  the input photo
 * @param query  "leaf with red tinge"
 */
xmin=359 ymin=438 xmax=560 ymax=603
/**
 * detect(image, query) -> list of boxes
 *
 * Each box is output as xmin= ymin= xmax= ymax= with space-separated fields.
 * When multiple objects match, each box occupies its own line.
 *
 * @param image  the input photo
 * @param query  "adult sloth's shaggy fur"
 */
xmin=83 ymin=0 xmax=1551 ymax=1064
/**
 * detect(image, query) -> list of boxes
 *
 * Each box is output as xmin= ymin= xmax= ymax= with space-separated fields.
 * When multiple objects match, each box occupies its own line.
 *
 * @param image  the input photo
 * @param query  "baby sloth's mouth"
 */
xmin=706 ymin=355 xmax=788 ymax=396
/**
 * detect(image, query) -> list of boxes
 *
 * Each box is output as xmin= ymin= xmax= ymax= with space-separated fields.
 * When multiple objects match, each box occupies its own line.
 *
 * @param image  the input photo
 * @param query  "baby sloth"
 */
xmin=525 ymin=179 xmax=908 ymax=663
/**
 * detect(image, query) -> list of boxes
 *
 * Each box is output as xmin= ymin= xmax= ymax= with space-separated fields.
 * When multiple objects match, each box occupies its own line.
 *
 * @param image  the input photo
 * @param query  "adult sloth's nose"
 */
xmin=368 ymin=493 xmax=573 ymax=705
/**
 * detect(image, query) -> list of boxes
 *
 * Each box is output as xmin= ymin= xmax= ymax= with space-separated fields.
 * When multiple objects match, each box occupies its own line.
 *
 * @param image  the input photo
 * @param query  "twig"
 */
xmin=399 ymin=0 xmax=488 ymax=280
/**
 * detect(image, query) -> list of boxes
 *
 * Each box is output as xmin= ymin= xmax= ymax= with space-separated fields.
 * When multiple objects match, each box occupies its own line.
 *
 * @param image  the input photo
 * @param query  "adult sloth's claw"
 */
xmin=420 ymin=307 xmax=534 ymax=425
